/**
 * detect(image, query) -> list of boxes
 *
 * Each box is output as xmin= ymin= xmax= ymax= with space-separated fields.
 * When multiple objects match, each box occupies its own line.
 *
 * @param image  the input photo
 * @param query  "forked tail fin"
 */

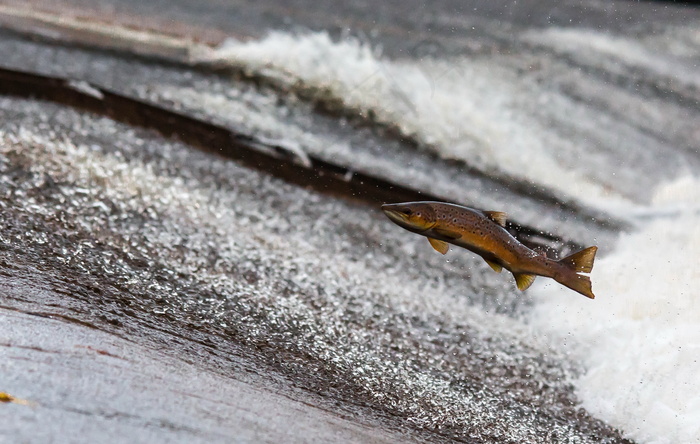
xmin=557 ymin=273 xmax=595 ymax=299
xmin=559 ymin=246 xmax=597 ymax=273
xmin=556 ymin=246 xmax=598 ymax=299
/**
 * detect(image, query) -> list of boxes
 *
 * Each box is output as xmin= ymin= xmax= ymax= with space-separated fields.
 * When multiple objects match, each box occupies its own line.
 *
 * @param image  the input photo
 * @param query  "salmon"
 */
xmin=382 ymin=201 xmax=597 ymax=299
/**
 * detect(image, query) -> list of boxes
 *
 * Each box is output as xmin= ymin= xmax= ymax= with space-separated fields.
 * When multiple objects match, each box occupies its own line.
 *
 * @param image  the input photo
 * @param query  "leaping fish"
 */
xmin=382 ymin=201 xmax=597 ymax=299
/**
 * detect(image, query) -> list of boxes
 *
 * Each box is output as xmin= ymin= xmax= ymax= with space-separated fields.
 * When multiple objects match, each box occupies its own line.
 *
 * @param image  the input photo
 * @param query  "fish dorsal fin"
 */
xmin=483 ymin=211 xmax=507 ymax=227
xmin=559 ymin=246 xmax=598 ymax=273
xmin=484 ymin=259 xmax=502 ymax=273
xmin=428 ymin=238 xmax=449 ymax=255
xmin=513 ymin=273 xmax=536 ymax=291
xmin=532 ymin=246 xmax=549 ymax=257
xmin=433 ymin=227 xmax=462 ymax=239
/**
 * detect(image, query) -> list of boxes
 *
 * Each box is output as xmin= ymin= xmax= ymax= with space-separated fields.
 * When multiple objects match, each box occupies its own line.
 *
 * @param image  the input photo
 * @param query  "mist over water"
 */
xmin=531 ymin=176 xmax=700 ymax=444
xmin=212 ymin=31 xmax=622 ymax=208
xmin=208 ymin=27 xmax=700 ymax=212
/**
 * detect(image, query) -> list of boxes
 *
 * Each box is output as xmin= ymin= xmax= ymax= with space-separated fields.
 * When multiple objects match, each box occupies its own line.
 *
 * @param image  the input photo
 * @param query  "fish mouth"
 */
xmin=381 ymin=205 xmax=409 ymax=224
xmin=381 ymin=204 xmax=433 ymax=232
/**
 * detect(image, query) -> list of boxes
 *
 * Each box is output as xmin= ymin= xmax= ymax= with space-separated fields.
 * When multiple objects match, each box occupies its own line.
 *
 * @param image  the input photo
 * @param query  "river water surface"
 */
xmin=1 ymin=1 xmax=699 ymax=443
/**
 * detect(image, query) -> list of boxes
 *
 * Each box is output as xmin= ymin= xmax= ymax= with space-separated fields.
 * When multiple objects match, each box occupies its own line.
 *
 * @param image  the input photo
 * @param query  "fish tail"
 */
xmin=556 ymin=246 xmax=598 ymax=299
xmin=555 ymin=273 xmax=595 ymax=299
xmin=558 ymin=246 xmax=597 ymax=273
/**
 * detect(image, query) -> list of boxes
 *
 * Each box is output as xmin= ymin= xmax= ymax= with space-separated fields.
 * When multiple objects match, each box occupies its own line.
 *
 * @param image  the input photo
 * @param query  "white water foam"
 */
xmin=530 ymin=175 xmax=700 ymax=444
xmin=207 ymin=31 xmax=635 ymax=211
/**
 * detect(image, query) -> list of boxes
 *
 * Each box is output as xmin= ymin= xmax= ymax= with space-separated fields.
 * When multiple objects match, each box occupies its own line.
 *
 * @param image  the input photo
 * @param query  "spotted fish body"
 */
xmin=382 ymin=201 xmax=597 ymax=299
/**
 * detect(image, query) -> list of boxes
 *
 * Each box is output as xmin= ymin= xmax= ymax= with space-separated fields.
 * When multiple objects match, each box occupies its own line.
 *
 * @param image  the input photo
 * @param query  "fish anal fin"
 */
xmin=433 ymin=227 xmax=462 ymax=239
xmin=484 ymin=259 xmax=502 ymax=273
xmin=559 ymin=246 xmax=598 ymax=273
xmin=514 ymin=273 xmax=536 ymax=291
xmin=428 ymin=238 xmax=449 ymax=255
xmin=483 ymin=211 xmax=507 ymax=227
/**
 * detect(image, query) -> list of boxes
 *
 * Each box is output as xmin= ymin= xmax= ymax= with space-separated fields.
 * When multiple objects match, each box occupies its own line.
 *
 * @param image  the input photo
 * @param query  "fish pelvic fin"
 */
xmin=513 ymin=273 xmax=536 ymax=291
xmin=428 ymin=238 xmax=449 ymax=255
xmin=559 ymin=246 xmax=597 ymax=273
xmin=556 ymin=273 xmax=595 ymax=299
xmin=483 ymin=211 xmax=507 ymax=227
xmin=484 ymin=259 xmax=502 ymax=273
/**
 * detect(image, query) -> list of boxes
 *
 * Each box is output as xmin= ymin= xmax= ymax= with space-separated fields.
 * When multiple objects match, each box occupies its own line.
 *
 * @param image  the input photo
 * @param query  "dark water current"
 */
xmin=1 ymin=89 xmax=624 ymax=443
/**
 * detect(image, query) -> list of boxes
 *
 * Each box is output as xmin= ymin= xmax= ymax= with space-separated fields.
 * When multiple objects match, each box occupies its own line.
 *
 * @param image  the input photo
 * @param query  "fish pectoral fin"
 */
xmin=428 ymin=238 xmax=449 ymax=255
xmin=513 ymin=273 xmax=536 ymax=291
xmin=433 ymin=228 xmax=462 ymax=239
xmin=483 ymin=211 xmax=507 ymax=227
xmin=484 ymin=259 xmax=502 ymax=273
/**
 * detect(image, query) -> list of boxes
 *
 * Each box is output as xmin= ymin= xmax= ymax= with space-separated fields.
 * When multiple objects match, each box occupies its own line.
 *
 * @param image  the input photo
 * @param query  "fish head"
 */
xmin=381 ymin=202 xmax=437 ymax=233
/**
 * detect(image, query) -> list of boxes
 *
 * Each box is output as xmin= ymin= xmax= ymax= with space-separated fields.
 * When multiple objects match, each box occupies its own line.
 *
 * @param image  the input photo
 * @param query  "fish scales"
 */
xmin=382 ymin=201 xmax=597 ymax=299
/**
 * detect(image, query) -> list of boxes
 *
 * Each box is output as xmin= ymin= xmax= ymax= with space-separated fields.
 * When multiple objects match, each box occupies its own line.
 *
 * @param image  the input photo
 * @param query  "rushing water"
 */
xmin=197 ymin=25 xmax=700 ymax=443
xmin=1 ymin=5 xmax=699 ymax=443
xmin=183 ymin=22 xmax=700 ymax=442
xmin=532 ymin=176 xmax=700 ymax=444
